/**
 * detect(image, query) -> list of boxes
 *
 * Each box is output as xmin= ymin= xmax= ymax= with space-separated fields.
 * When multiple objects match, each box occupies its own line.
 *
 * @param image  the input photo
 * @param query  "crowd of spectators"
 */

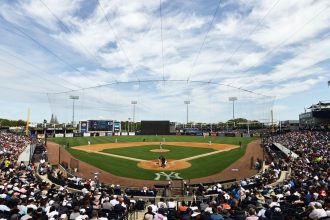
xmin=141 ymin=131 xmax=330 ymax=220
xmin=0 ymin=132 xmax=31 ymax=157
xmin=0 ymin=130 xmax=330 ymax=220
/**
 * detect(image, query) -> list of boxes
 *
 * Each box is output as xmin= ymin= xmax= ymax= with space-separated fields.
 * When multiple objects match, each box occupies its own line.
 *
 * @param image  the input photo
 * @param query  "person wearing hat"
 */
xmin=255 ymin=193 xmax=265 ymax=204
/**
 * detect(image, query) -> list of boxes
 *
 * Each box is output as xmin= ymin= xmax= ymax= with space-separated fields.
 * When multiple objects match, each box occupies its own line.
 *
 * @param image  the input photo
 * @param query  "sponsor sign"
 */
xmin=66 ymin=133 xmax=74 ymax=137
xmin=242 ymin=133 xmax=251 ymax=138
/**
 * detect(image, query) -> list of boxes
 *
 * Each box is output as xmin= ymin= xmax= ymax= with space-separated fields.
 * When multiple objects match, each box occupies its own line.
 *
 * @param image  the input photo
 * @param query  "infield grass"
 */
xmin=101 ymin=145 xmax=215 ymax=160
xmin=60 ymin=136 xmax=255 ymax=180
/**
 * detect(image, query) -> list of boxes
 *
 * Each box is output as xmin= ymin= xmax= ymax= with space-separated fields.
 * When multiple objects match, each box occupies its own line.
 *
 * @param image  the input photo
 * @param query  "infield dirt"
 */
xmin=47 ymin=140 xmax=263 ymax=187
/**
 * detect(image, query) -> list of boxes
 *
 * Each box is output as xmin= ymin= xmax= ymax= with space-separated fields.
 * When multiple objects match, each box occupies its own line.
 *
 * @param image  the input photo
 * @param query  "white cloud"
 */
xmin=0 ymin=0 xmax=329 ymax=122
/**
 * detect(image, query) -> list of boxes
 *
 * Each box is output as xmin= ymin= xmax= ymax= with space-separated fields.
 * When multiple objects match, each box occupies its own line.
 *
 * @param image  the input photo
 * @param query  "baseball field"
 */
xmin=50 ymin=135 xmax=256 ymax=181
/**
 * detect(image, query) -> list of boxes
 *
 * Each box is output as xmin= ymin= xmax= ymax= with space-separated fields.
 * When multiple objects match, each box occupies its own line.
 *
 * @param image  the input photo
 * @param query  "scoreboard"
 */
xmin=88 ymin=120 xmax=113 ymax=131
xmin=141 ymin=120 xmax=170 ymax=135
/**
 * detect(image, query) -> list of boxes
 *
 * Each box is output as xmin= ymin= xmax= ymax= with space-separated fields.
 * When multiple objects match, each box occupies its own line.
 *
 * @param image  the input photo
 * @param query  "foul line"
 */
xmin=182 ymin=146 xmax=238 ymax=161
xmin=84 ymin=150 xmax=145 ymax=162
xmin=82 ymin=145 xmax=238 ymax=162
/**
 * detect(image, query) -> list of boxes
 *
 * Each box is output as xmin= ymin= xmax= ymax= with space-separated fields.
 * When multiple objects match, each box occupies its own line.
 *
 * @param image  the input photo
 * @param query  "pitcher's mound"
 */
xmin=138 ymin=160 xmax=191 ymax=171
xmin=150 ymin=149 xmax=170 ymax=152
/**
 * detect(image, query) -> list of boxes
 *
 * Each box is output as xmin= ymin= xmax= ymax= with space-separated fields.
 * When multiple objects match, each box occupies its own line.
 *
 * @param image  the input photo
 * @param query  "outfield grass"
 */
xmin=50 ymin=135 xmax=254 ymax=147
xmin=59 ymin=136 xmax=255 ymax=180
xmin=101 ymin=145 xmax=215 ymax=160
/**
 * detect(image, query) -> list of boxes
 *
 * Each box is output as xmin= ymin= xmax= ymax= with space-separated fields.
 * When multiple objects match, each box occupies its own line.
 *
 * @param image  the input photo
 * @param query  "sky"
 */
xmin=0 ymin=0 xmax=329 ymax=124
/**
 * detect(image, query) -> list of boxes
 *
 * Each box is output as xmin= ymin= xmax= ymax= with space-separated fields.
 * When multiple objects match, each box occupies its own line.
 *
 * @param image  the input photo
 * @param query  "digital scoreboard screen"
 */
xmin=88 ymin=120 xmax=113 ymax=131
xmin=113 ymin=121 xmax=121 ymax=132
xmin=141 ymin=120 xmax=170 ymax=135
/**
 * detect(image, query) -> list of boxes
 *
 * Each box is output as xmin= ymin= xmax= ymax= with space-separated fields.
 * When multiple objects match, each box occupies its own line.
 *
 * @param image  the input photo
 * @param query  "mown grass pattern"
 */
xmin=55 ymin=136 xmax=254 ymax=180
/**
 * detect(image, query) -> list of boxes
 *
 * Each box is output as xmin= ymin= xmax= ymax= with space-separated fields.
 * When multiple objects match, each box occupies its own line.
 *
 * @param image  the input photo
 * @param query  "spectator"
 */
xmin=144 ymin=206 xmax=155 ymax=220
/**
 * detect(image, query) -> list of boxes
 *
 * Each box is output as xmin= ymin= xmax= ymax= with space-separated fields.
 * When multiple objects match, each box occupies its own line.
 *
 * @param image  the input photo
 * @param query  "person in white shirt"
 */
xmin=20 ymin=208 xmax=34 ymax=220
xmin=149 ymin=200 xmax=158 ymax=213
xmin=167 ymin=198 xmax=177 ymax=209
xmin=309 ymin=203 xmax=327 ymax=220
xmin=110 ymin=195 xmax=119 ymax=207
xmin=26 ymin=199 xmax=38 ymax=210
xmin=157 ymin=198 xmax=167 ymax=209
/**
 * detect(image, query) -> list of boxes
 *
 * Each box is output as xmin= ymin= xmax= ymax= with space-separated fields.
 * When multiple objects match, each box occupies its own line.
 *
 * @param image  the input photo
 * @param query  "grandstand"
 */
xmin=1 ymin=0 xmax=329 ymax=219
xmin=299 ymin=101 xmax=330 ymax=129
xmin=1 ymin=128 xmax=330 ymax=219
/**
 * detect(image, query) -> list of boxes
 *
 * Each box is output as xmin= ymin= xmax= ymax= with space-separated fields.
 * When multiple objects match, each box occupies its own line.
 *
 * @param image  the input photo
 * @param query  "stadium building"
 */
xmin=299 ymin=101 xmax=330 ymax=129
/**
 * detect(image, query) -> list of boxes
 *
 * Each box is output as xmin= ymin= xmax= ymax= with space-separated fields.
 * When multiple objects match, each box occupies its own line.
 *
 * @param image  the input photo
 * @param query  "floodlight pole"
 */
xmin=131 ymin=101 xmax=137 ymax=131
xmin=229 ymin=97 xmax=237 ymax=127
xmin=184 ymin=101 xmax=190 ymax=126
xmin=69 ymin=96 xmax=79 ymax=127
xmin=128 ymin=118 xmax=131 ymax=133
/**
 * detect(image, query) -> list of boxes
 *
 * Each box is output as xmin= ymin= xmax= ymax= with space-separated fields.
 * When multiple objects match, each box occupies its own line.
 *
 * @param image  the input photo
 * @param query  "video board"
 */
xmin=88 ymin=120 xmax=113 ymax=131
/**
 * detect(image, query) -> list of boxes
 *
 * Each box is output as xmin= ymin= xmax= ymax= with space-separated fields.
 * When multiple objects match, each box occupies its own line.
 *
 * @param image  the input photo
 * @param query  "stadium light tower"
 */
xmin=69 ymin=95 xmax=79 ymax=127
xmin=131 ymin=101 xmax=137 ymax=131
xmin=184 ymin=100 xmax=190 ymax=125
xmin=229 ymin=97 xmax=237 ymax=120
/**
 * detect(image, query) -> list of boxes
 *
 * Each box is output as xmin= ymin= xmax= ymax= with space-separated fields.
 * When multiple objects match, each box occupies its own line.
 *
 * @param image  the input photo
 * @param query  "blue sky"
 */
xmin=0 ymin=0 xmax=329 ymax=124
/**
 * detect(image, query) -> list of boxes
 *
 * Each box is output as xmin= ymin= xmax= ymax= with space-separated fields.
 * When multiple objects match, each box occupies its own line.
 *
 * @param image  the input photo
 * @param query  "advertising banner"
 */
xmin=66 ymin=133 xmax=74 ymax=137
xmin=55 ymin=134 xmax=64 ymax=138
xmin=83 ymin=133 xmax=91 ymax=137
xmin=217 ymin=132 xmax=225 ymax=137
xmin=242 ymin=133 xmax=251 ymax=138
xmin=210 ymin=132 xmax=217 ymax=136
xmin=80 ymin=121 xmax=88 ymax=133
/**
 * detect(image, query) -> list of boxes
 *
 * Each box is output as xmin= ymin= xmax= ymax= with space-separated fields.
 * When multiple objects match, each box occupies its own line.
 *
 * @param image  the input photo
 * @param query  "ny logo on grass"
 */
xmin=154 ymin=172 xmax=183 ymax=180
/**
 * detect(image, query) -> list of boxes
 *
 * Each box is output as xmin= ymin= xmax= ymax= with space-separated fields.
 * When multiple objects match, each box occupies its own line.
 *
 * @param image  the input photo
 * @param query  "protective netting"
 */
xmin=47 ymin=80 xmax=274 ymax=124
